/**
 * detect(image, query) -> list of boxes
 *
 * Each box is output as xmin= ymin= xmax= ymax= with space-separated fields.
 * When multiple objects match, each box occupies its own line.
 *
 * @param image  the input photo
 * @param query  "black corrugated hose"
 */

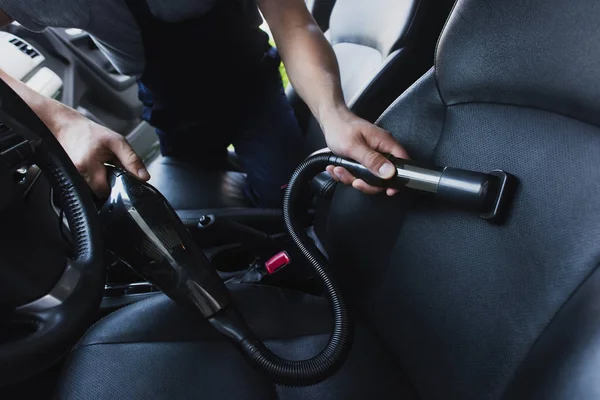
xmin=209 ymin=151 xmax=352 ymax=386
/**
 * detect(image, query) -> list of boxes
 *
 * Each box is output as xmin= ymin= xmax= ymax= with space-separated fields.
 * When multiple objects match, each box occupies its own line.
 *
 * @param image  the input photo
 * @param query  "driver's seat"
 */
xmin=56 ymin=0 xmax=600 ymax=398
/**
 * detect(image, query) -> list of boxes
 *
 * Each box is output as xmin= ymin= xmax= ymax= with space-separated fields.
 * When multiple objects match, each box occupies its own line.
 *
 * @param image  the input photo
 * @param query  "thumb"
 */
xmin=350 ymin=142 xmax=397 ymax=179
xmin=108 ymin=136 xmax=150 ymax=181
xmin=359 ymin=126 xmax=410 ymax=179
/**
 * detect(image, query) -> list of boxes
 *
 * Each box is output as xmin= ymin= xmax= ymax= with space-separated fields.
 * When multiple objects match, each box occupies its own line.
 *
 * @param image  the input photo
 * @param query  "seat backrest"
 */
xmin=327 ymin=0 xmax=418 ymax=103
xmin=324 ymin=0 xmax=600 ymax=399
xmin=288 ymin=0 xmax=451 ymax=151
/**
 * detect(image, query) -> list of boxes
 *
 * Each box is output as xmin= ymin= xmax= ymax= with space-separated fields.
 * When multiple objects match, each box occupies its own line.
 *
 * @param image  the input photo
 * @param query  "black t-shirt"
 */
xmin=0 ymin=0 xmax=262 ymax=76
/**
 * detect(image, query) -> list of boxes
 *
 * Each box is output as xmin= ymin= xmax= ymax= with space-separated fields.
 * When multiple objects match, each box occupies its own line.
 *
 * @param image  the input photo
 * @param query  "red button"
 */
xmin=265 ymin=251 xmax=291 ymax=275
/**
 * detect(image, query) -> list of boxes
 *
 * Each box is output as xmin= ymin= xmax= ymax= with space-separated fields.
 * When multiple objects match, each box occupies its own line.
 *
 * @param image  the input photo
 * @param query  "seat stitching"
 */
xmin=447 ymin=99 xmax=600 ymax=129
xmin=433 ymin=0 xmax=460 ymax=105
xmin=392 ymin=0 xmax=425 ymax=51
xmin=76 ymin=332 xmax=331 ymax=348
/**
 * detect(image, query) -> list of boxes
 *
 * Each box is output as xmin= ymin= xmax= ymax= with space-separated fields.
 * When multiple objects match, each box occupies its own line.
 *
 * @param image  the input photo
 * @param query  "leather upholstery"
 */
xmin=59 ymin=0 xmax=600 ymax=398
xmin=436 ymin=0 xmax=600 ymax=127
xmin=57 ymin=285 xmax=418 ymax=399
xmin=322 ymin=0 xmax=600 ymax=398
xmin=502 ymin=266 xmax=600 ymax=399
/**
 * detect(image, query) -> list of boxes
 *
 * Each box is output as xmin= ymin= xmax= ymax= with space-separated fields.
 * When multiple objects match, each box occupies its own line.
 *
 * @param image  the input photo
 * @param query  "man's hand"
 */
xmin=258 ymin=0 xmax=410 ymax=195
xmin=53 ymin=107 xmax=150 ymax=197
xmin=322 ymin=107 xmax=409 ymax=196
xmin=0 ymin=67 xmax=149 ymax=197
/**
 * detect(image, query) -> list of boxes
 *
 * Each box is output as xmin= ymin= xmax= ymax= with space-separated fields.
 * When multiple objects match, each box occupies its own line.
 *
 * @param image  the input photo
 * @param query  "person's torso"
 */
xmin=2 ymin=0 xmax=264 ymax=76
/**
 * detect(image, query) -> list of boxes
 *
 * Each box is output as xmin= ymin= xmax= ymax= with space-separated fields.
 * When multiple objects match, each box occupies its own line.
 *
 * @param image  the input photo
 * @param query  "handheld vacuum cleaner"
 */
xmin=99 ymin=151 xmax=516 ymax=386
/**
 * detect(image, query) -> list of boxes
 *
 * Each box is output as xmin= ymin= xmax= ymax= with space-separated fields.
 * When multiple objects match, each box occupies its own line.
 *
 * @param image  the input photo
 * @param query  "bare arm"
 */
xmin=0 ymin=66 xmax=69 ymax=134
xmin=0 ymin=67 xmax=149 ymax=194
xmin=257 ymin=0 xmax=408 ymax=194
xmin=0 ymin=9 xmax=13 ymax=27
xmin=257 ymin=0 xmax=343 ymax=125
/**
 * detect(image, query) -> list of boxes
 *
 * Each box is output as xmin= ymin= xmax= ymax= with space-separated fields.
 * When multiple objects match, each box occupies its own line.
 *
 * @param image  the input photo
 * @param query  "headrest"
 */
xmin=329 ymin=0 xmax=422 ymax=56
xmin=437 ymin=0 xmax=600 ymax=126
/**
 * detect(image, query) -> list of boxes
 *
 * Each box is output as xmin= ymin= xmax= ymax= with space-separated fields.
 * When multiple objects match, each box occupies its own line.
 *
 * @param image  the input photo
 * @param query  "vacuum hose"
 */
xmin=209 ymin=152 xmax=351 ymax=386
xmin=210 ymin=150 xmax=516 ymax=385
xmin=100 ymin=149 xmax=515 ymax=387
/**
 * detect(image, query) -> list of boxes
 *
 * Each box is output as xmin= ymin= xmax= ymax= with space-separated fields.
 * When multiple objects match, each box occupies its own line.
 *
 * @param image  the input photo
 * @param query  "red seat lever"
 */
xmin=265 ymin=251 xmax=291 ymax=275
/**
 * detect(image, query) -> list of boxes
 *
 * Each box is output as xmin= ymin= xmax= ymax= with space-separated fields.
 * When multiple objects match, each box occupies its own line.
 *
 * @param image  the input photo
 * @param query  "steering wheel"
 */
xmin=0 ymin=79 xmax=105 ymax=386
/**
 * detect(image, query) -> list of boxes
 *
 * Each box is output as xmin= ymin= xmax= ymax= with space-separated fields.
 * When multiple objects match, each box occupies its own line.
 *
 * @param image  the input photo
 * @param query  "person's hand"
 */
xmin=321 ymin=108 xmax=409 ymax=195
xmin=52 ymin=107 xmax=150 ymax=197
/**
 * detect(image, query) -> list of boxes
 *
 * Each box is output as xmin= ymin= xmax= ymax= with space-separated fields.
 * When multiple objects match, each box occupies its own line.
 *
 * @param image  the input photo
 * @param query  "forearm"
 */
xmin=259 ymin=0 xmax=348 ymax=126
xmin=0 ymin=67 xmax=75 ymax=134
xmin=1 ymin=65 xmax=149 ymax=193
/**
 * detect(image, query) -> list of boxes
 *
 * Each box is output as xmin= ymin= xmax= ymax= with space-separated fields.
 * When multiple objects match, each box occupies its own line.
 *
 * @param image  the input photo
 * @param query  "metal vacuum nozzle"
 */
xmin=98 ymin=165 xmax=230 ymax=317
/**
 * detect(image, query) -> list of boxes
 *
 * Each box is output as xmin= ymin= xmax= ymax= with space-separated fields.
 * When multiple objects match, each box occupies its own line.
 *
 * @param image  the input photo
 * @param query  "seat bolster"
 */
xmin=502 ymin=265 xmax=600 ymax=400
xmin=58 ymin=284 xmax=419 ymax=400
xmin=77 ymin=284 xmax=332 ymax=347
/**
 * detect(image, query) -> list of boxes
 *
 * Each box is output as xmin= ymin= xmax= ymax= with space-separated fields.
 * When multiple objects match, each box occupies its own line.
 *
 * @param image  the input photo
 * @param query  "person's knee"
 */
xmin=243 ymin=181 xmax=285 ymax=208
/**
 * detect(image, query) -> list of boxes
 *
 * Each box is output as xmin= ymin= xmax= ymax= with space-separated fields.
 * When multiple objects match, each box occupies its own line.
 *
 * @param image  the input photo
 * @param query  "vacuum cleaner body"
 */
xmin=98 ymin=165 xmax=230 ymax=317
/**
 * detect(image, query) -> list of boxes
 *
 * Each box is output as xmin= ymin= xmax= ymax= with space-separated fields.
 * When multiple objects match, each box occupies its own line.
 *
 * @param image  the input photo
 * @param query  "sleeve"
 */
xmin=0 ymin=0 xmax=47 ymax=32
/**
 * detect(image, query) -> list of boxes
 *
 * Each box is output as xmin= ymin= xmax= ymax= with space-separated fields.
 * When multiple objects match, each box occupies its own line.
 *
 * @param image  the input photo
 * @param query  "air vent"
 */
xmin=8 ymin=37 xmax=40 ymax=59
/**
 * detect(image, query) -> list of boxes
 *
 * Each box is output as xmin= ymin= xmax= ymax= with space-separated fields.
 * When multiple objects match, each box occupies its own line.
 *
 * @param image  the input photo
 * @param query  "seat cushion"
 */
xmin=147 ymin=155 xmax=252 ymax=210
xmin=56 ymin=284 xmax=418 ymax=399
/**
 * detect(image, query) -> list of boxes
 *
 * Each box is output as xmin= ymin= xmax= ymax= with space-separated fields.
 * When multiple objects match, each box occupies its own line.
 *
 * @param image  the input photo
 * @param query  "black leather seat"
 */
xmin=57 ymin=0 xmax=600 ymax=398
xmin=147 ymin=0 xmax=450 ymax=211
xmin=57 ymin=285 xmax=418 ymax=399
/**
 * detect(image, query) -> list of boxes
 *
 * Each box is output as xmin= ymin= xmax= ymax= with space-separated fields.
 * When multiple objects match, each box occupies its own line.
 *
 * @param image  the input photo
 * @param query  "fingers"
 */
xmin=350 ymin=126 xmax=409 ymax=180
xmin=76 ymin=133 xmax=149 ymax=198
xmin=106 ymin=135 xmax=150 ymax=181
xmin=364 ymin=125 xmax=410 ymax=160
xmin=326 ymin=165 xmax=385 ymax=195
xmin=325 ymin=121 xmax=411 ymax=196
xmin=79 ymin=162 xmax=110 ymax=198
xmin=328 ymin=166 xmax=353 ymax=185
xmin=352 ymin=179 xmax=385 ymax=195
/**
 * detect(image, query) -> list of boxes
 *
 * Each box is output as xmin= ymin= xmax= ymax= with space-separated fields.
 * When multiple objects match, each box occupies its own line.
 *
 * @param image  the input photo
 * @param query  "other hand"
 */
xmin=53 ymin=107 xmax=150 ymax=197
xmin=322 ymin=108 xmax=409 ymax=195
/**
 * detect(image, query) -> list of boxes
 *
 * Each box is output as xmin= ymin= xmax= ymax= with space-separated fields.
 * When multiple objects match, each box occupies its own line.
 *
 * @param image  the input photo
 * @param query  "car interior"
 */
xmin=2 ymin=0 xmax=600 ymax=398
